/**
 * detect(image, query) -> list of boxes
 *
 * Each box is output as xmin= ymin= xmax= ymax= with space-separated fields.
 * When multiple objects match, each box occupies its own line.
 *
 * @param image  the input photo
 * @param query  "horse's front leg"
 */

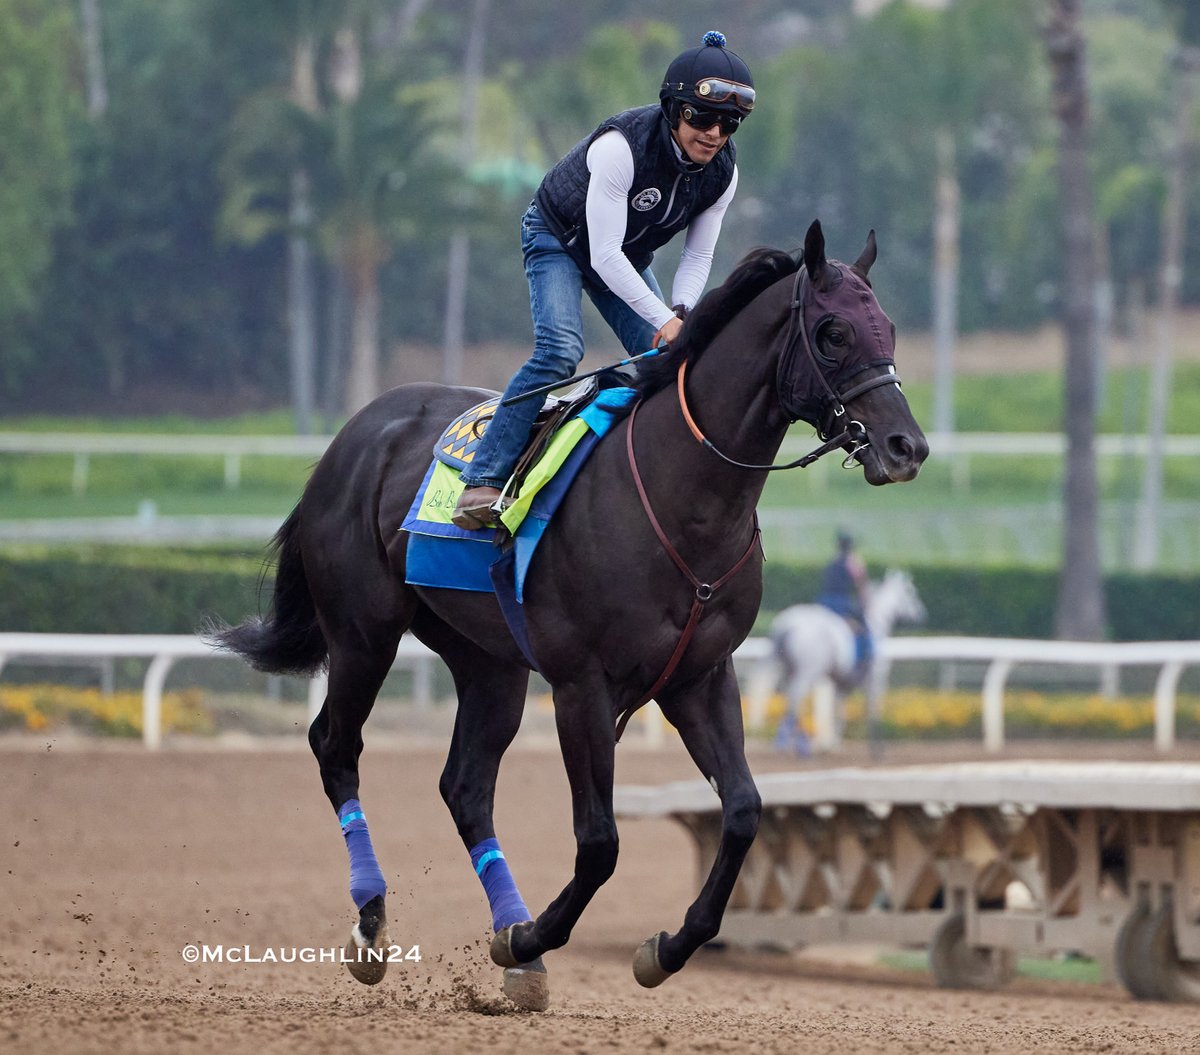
xmin=490 ymin=676 xmax=619 ymax=969
xmin=633 ymin=659 xmax=761 ymax=986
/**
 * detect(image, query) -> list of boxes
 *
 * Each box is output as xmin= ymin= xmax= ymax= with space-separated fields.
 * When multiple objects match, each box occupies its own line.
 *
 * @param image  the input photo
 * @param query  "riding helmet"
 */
xmin=660 ymin=31 xmax=755 ymax=130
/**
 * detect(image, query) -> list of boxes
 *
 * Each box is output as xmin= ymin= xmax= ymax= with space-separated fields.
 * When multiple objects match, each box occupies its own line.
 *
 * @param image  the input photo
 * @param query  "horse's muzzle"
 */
xmin=861 ymin=428 xmax=928 ymax=484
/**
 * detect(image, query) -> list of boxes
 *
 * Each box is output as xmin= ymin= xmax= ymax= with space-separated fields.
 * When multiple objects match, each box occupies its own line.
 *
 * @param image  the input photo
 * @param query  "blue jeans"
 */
xmin=818 ymin=598 xmax=875 ymax=666
xmin=461 ymin=204 xmax=662 ymax=489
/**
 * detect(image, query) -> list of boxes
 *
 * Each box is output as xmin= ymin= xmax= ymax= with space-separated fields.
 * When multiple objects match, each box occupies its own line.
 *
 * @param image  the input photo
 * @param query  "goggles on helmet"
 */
xmin=679 ymin=105 xmax=742 ymax=137
xmin=694 ymin=77 xmax=755 ymax=113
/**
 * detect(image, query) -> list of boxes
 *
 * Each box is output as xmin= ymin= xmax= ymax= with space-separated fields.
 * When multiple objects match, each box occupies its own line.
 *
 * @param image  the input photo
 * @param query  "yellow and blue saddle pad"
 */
xmin=401 ymin=387 xmax=637 ymax=605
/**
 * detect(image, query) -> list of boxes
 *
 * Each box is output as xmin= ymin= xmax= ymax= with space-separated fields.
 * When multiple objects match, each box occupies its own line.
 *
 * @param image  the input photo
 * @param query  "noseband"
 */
xmin=676 ymin=265 xmax=902 ymax=472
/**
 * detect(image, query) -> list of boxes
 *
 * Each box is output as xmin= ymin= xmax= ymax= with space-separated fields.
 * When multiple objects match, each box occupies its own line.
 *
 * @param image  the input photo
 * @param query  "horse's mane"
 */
xmin=630 ymin=246 xmax=800 ymax=400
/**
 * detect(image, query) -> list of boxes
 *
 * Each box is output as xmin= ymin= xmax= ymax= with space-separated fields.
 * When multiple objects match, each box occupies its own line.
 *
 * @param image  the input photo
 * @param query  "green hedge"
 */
xmin=761 ymin=563 xmax=1199 ymax=641
xmin=0 ymin=546 xmax=268 ymax=634
xmin=0 ymin=546 xmax=1196 ymax=641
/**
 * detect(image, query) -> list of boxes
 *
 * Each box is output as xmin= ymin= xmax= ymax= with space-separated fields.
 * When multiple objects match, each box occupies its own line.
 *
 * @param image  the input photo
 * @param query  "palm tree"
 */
xmin=1135 ymin=0 xmax=1200 ymax=568
xmin=209 ymin=0 xmax=341 ymax=433
xmin=1043 ymin=0 xmax=1106 ymax=640
xmin=440 ymin=0 xmax=490 ymax=388
xmin=78 ymin=0 xmax=107 ymax=116
xmin=286 ymin=22 xmax=321 ymax=435
xmin=220 ymin=13 xmax=462 ymax=417
xmin=320 ymin=28 xmax=461 ymax=413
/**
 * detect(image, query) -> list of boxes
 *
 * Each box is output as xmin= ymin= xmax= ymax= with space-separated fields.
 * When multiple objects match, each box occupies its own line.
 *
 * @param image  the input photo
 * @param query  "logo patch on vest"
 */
xmin=631 ymin=187 xmax=662 ymax=212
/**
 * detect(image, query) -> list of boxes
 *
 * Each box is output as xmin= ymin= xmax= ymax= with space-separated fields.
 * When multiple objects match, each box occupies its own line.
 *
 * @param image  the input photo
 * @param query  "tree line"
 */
xmin=0 ymin=0 xmax=1193 ymax=426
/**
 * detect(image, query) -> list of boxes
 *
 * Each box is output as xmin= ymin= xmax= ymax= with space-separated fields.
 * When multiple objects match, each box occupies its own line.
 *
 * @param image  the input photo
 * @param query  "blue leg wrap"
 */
xmin=469 ymin=838 xmax=531 ymax=932
xmin=338 ymin=799 xmax=388 ymax=909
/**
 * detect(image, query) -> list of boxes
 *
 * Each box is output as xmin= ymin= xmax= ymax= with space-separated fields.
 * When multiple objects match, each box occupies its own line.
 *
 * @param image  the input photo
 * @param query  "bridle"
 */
xmin=675 ymin=265 xmax=902 ymax=472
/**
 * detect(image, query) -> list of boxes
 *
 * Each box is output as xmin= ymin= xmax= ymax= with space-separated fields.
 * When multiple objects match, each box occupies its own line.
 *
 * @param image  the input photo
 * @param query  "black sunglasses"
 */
xmin=680 ymin=105 xmax=742 ymax=137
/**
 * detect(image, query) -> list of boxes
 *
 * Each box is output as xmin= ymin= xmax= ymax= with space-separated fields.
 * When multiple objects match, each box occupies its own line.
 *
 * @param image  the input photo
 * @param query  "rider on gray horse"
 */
xmin=817 ymin=530 xmax=875 ymax=668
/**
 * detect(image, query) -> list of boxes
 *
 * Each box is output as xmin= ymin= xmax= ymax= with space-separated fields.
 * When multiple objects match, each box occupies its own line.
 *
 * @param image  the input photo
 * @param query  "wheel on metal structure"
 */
xmin=928 ymin=913 xmax=1017 ymax=990
xmin=1115 ymin=904 xmax=1161 ymax=1000
xmin=1139 ymin=904 xmax=1200 ymax=1003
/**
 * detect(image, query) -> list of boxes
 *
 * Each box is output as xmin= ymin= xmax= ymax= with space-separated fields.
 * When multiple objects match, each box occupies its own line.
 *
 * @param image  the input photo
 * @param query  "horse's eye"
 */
xmin=827 ymin=330 xmax=846 ymax=348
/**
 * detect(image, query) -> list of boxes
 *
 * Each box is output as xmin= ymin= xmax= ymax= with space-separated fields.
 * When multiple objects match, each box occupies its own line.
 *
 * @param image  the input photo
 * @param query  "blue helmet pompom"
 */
xmin=702 ymin=30 xmax=727 ymax=48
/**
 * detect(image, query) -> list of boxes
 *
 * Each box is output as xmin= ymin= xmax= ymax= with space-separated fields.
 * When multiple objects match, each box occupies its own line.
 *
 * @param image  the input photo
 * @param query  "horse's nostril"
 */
xmin=887 ymin=434 xmax=915 ymax=462
xmin=887 ymin=433 xmax=929 ymax=464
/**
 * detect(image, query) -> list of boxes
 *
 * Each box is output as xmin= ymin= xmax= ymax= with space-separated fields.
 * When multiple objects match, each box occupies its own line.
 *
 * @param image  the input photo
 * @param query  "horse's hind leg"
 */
xmin=309 ymin=611 xmax=410 ymax=984
xmin=769 ymin=631 xmax=812 ymax=756
xmin=633 ymin=659 xmax=761 ymax=986
xmin=772 ymin=651 xmax=810 ymax=756
xmin=411 ymin=614 xmax=549 ymax=1010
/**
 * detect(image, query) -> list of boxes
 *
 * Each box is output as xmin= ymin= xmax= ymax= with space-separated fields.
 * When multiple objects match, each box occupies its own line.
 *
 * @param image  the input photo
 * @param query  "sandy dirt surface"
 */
xmin=3 ymin=736 xmax=1200 ymax=1054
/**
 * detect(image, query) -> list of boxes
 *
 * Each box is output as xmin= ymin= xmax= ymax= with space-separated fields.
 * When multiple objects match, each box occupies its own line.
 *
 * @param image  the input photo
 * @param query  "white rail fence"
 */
xmin=0 ymin=633 xmax=436 ymax=750
xmin=738 ymin=637 xmax=1200 ymax=753
xmin=0 ymin=432 xmax=331 ymax=494
xmin=1 ymin=632 xmax=1198 ymax=753
xmin=3 ymin=430 xmax=1200 ymax=494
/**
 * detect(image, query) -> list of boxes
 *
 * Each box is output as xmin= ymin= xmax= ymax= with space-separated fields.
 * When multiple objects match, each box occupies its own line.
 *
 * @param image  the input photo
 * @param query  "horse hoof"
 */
xmin=345 ymin=919 xmax=391 ymax=985
xmin=502 ymin=957 xmax=550 ymax=1012
xmin=490 ymin=920 xmax=535 ymax=969
xmin=632 ymin=932 xmax=673 ymax=988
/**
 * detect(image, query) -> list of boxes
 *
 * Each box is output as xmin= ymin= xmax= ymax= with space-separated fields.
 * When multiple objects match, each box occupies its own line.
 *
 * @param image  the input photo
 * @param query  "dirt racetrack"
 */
xmin=3 ymin=736 xmax=1200 ymax=1055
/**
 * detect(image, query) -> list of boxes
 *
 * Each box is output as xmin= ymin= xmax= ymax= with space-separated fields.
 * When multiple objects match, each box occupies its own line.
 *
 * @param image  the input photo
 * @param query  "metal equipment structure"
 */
xmin=614 ymin=762 xmax=1200 ymax=1001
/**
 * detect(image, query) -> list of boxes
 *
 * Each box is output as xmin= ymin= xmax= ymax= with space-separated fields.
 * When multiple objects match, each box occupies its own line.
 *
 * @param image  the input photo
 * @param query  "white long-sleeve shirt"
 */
xmin=584 ymin=129 xmax=738 ymax=330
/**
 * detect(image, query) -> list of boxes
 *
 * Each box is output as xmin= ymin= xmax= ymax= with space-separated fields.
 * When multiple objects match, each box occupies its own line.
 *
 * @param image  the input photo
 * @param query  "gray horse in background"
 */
xmin=761 ymin=568 xmax=926 ymax=754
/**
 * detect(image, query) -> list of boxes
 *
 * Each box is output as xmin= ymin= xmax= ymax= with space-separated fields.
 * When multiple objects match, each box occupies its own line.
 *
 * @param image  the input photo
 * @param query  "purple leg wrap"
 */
xmin=338 ymin=799 xmax=387 ymax=909
xmin=469 ymin=838 xmax=531 ymax=932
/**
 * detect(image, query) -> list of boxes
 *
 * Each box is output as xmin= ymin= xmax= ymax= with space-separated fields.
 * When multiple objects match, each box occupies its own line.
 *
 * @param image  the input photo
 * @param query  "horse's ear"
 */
xmin=852 ymin=230 xmax=877 ymax=279
xmin=803 ymin=220 xmax=827 ymax=287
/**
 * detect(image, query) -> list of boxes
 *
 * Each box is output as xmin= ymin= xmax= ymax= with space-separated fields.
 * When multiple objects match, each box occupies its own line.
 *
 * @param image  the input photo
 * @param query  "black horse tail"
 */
xmin=206 ymin=508 xmax=328 ymax=676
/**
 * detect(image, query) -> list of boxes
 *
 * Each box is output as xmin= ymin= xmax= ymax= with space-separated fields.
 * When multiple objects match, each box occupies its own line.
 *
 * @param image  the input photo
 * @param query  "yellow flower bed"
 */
xmin=0 ymin=684 xmax=213 ymax=737
xmin=4 ymin=682 xmax=1197 ymax=741
xmin=756 ymin=688 xmax=1200 ymax=739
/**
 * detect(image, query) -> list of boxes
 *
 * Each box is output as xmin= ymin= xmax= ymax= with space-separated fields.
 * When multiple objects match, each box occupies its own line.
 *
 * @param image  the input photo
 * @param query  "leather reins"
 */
xmin=616 ymin=399 xmax=761 ymax=741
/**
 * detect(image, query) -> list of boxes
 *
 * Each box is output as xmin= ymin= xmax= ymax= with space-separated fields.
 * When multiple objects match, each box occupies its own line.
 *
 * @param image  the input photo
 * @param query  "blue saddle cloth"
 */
xmin=400 ymin=388 xmax=637 ymax=667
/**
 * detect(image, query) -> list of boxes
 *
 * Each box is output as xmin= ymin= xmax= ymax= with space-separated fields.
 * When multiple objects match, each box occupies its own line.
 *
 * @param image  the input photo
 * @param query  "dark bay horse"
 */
xmin=213 ymin=220 xmax=928 ymax=1010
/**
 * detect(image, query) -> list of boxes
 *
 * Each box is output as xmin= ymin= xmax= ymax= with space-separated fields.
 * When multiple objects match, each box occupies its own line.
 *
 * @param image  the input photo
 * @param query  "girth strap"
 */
xmin=614 ymin=400 xmax=761 ymax=742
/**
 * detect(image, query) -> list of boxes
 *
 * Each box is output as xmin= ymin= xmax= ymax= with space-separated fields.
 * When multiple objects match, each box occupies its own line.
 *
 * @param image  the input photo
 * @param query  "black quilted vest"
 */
xmin=534 ymin=105 xmax=736 ymax=289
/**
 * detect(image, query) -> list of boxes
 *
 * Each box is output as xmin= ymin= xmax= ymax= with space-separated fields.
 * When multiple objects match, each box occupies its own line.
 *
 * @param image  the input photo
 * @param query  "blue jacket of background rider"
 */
xmin=818 ymin=554 xmax=865 ymax=623
xmin=817 ymin=540 xmax=875 ymax=666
